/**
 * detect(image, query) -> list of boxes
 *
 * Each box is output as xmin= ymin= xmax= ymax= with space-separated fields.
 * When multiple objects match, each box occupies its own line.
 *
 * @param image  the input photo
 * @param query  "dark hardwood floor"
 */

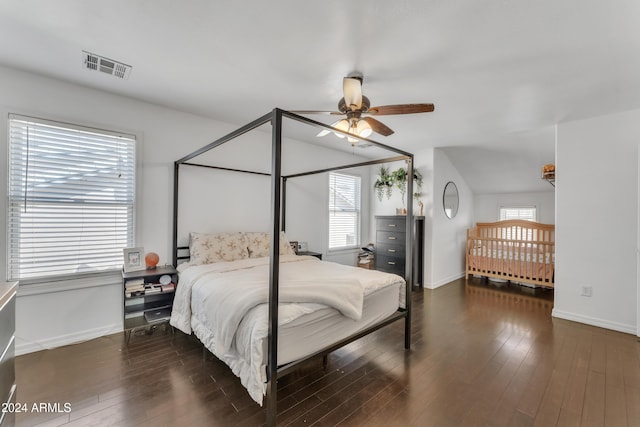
xmin=14 ymin=278 xmax=640 ymax=426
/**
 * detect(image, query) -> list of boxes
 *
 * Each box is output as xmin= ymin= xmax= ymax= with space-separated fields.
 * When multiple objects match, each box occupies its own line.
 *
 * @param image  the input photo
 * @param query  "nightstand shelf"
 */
xmin=297 ymin=251 xmax=322 ymax=260
xmin=122 ymin=265 xmax=177 ymax=344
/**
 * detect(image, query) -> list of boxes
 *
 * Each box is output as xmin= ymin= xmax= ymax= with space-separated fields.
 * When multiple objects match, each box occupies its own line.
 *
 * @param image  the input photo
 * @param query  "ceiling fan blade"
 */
xmin=343 ymin=77 xmax=363 ymax=110
xmin=363 ymin=117 xmax=394 ymax=136
xmin=368 ymin=103 xmax=435 ymax=115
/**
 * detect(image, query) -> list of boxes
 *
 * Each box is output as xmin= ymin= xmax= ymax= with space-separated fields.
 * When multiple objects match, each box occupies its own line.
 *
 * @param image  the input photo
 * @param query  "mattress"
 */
xmin=170 ymin=254 xmax=405 ymax=405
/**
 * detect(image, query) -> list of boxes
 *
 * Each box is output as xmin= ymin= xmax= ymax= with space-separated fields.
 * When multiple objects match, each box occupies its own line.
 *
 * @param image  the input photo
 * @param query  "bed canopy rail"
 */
xmin=172 ymin=108 xmax=414 ymax=426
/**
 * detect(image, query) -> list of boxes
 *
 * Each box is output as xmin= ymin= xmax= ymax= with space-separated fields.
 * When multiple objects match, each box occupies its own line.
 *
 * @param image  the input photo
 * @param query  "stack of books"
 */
xmin=358 ymin=244 xmax=375 ymax=269
xmin=144 ymin=284 xmax=162 ymax=294
xmin=125 ymin=279 xmax=145 ymax=297
xmin=125 ymin=280 xmax=175 ymax=298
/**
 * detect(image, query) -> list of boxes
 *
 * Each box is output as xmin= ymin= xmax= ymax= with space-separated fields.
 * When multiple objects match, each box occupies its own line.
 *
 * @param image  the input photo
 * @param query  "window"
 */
xmin=499 ymin=206 xmax=537 ymax=222
xmin=328 ymin=172 xmax=361 ymax=250
xmin=7 ymin=115 xmax=136 ymax=281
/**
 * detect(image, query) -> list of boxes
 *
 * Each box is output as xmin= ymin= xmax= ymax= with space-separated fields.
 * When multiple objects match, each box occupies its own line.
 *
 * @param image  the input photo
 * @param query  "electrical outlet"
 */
xmin=580 ymin=286 xmax=593 ymax=297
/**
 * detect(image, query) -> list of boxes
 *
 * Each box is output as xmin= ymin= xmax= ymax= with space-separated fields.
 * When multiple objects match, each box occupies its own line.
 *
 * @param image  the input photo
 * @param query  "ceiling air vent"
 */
xmin=82 ymin=51 xmax=131 ymax=79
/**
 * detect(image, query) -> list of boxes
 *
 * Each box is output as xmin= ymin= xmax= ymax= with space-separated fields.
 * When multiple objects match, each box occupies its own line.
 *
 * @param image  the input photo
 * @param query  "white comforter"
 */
xmin=170 ymin=254 xmax=405 ymax=404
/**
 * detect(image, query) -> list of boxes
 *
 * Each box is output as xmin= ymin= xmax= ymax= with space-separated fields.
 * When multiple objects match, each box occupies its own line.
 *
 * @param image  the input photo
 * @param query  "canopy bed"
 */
xmin=170 ymin=109 xmax=415 ymax=426
xmin=466 ymin=220 xmax=555 ymax=288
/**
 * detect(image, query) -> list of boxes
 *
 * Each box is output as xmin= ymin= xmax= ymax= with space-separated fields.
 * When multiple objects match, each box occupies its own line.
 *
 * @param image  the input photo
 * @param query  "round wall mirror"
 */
xmin=443 ymin=181 xmax=459 ymax=219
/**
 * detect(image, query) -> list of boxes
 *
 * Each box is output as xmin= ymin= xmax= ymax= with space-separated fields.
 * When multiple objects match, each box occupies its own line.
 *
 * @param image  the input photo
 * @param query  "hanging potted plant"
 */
xmin=391 ymin=167 xmax=423 ymax=208
xmin=391 ymin=167 xmax=409 ymax=204
xmin=374 ymin=166 xmax=393 ymax=201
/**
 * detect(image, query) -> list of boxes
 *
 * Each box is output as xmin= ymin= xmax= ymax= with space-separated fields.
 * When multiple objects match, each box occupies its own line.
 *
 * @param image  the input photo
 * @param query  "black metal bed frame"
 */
xmin=172 ymin=108 xmax=414 ymax=426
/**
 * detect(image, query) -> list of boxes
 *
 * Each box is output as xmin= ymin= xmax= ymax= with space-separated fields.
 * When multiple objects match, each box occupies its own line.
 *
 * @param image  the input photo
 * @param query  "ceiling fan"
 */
xmin=295 ymin=74 xmax=435 ymax=143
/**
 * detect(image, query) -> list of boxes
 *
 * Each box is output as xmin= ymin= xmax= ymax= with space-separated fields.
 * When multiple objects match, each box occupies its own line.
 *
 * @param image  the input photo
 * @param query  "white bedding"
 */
xmin=170 ymin=254 xmax=405 ymax=404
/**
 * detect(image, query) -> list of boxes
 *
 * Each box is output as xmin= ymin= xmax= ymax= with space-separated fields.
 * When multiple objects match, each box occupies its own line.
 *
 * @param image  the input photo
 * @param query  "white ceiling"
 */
xmin=1 ymin=0 xmax=639 ymax=193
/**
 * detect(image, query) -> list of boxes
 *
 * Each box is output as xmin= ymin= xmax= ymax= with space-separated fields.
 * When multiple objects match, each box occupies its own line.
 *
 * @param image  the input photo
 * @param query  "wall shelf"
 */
xmin=542 ymin=164 xmax=555 ymax=187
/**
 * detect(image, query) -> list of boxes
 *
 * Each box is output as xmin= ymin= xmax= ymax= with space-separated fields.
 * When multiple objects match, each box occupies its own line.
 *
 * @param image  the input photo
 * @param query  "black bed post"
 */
xmin=266 ymin=108 xmax=283 ymax=427
xmin=172 ymin=161 xmax=180 ymax=267
xmin=282 ymin=177 xmax=287 ymax=232
xmin=404 ymin=157 xmax=414 ymax=350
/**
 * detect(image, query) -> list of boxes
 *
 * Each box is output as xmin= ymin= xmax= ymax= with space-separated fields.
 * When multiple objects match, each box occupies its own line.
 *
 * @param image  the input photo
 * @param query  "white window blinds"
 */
xmin=7 ymin=115 xmax=136 ymax=281
xmin=328 ymin=172 xmax=361 ymax=249
xmin=499 ymin=206 xmax=537 ymax=221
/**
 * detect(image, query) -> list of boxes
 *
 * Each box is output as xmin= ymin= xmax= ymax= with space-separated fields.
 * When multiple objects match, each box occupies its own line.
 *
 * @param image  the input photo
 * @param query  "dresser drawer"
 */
xmin=0 ymin=292 xmax=15 ymax=357
xmin=375 ymin=254 xmax=405 ymax=275
xmin=377 ymin=230 xmax=405 ymax=244
xmin=377 ymin=242 xmax=405 ymax=259
xmin=376 ymin=217 xmax=406 ymax=231
xmin=0 ymin=337 xmax=15 ymax=407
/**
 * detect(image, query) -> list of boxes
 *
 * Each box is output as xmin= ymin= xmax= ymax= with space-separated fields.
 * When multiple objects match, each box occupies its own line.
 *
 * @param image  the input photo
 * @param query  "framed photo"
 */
xmin=123 ymin=247 xmax=145 ymax=272
xmin=289 ymin=241 xmax=298 ymax=254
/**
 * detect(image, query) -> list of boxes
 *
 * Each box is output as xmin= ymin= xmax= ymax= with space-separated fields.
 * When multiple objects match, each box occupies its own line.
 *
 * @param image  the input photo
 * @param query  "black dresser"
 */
xmin=0 ymin=281 xmax=17 ymax=427
xmin=374 ymin=216 xmax=424 ymax=286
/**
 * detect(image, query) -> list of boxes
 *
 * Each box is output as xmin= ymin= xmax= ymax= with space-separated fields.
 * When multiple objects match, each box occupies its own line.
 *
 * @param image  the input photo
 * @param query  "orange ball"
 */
xmin=145 ymin=252 xmax=159 ymax=268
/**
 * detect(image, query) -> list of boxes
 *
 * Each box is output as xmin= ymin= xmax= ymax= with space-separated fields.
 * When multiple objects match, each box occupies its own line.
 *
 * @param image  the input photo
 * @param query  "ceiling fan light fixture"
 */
xmin=343 ymin=77 xmax=362 ymax=110
xmin=356 ymin=119 xmax=373 ymax=137
xmin=333 ymin=119 xmax=349 ymax=138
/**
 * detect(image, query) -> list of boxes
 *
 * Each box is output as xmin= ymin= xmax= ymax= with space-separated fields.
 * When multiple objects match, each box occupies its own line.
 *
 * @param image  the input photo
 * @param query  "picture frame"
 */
xmin=289 ymin=241 xmax=298 ymax=254
xmin=123 ymin=247 xmax=145 ymax=272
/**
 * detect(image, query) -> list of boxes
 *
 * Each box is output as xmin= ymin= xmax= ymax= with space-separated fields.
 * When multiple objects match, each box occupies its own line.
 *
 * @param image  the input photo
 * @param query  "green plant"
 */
xmin=390 ymin=167 xmax=423 ymax=205
xmin=391 ymin=167 xmax=409 ymax=202
xmin=374 ymin=166 xmax=393 ymax=201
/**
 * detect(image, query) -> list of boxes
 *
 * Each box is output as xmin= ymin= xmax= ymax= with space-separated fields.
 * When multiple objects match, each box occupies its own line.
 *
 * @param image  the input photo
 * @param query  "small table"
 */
xmin=122 ymin=266 xmax=177 ymax=344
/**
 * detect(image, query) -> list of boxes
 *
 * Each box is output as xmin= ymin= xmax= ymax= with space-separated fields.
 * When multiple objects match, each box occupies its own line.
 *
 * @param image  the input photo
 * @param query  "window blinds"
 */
xmin=499 ymin=206 xmax=537 ymax=240
xmin=499 ymin=206 xmax=537 ymax=221
xmin=328 ymin=172 xmax=361 ymax=249
xmin=7 ymin=115 xmax=136 ymax=281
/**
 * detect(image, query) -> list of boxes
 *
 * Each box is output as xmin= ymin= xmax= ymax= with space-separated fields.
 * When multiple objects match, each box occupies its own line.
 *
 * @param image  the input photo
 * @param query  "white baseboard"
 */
xmin=425 ymin=272 xmax=466 ymax=289
xmin=552 ymin=309 xmax=636 ymax=335
xmin=16 ymin=323 xmax=122 ymax=356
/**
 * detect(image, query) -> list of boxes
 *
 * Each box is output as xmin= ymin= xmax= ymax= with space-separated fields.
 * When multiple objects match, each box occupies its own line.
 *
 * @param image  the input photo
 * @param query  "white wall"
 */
xmin=474 ymin=191 xmax=555 ymax=224
xmin=427 ymin=148 xmax=474 ymax=288
xmin=0 ymin=65 xmax=369 ymax=353
xmin=554 ymin=108 xmax=639 ymax=334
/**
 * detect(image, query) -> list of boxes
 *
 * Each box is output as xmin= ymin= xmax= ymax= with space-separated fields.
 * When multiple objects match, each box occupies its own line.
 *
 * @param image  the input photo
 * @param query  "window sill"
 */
xmin=17 ymin=271 xmax=122 ymax=296
xmin=327 ymin=246 xmax=360 ymax=254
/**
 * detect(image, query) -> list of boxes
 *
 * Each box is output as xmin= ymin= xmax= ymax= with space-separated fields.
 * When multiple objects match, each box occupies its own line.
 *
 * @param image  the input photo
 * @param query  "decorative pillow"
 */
xmin=245 ymin=231 xmax=296 ymax=258
xmin=189 ymin=232 xmax=249 ymax=265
